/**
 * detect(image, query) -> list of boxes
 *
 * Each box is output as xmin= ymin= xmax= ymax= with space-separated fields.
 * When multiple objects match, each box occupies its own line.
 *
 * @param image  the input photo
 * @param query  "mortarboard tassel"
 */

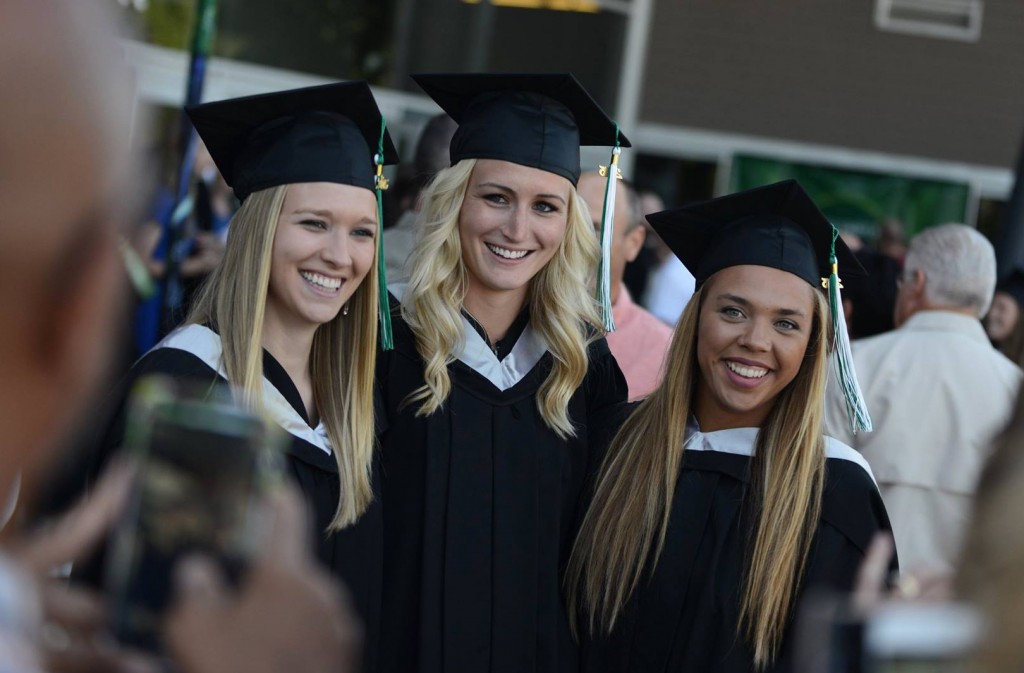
xmin=375 ymin=117 xmax=394 ymax=351
xmin=118 ymin=236 xmax=157 ymax=300
xmin=825 ymin=225 xmax=872 ymax=434
xmin=596 ymin=125 xmax=622 ymax=333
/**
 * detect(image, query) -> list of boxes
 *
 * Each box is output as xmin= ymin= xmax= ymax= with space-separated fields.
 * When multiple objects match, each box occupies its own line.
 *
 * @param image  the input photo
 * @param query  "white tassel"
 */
xmin=826 ymin=255 xmax=873 ymax=434
xmin=597 ymin=145 xmax=621 ymax=332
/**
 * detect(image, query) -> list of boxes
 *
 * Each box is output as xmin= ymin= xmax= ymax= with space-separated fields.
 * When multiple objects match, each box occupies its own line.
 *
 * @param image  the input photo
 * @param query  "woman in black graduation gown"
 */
xmin=82 ymin=82 xmax=398 ymax=672
xmin=567 ymin=180 xmax=895 ymax=673
xmin=375 ymin=74 xmax=628 ymax=673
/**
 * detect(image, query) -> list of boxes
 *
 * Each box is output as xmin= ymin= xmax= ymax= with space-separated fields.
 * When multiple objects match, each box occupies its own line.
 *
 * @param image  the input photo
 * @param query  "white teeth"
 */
xmin=486 ymin=244 xmax=529 ymax=260
xmin=726 ymin=361 xmax=768 ymax=379
xmin=300 ymin=271 xmax=341 ymax=291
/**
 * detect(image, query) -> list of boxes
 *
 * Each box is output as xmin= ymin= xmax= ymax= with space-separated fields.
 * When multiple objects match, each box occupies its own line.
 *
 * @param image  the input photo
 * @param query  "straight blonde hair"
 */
xmin=401 ymin=159 xmax=601 ymax=438
xmin=566 ymin=278 xmax=830 ymax=668
xmin=188 ymin=184 xmax=378 ymax=530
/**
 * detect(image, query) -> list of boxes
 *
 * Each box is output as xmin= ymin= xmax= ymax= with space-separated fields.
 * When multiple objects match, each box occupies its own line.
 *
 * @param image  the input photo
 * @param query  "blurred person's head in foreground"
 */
xmin=894 ymin=223 xmax=996 ymax=329
xmin=576 ymin=173 xmax=645 ymax=305
xmin=0 ymin=8 xmax=361 ymax=673
xmin=985 ymin=270 xmax=1024 ymax=366
xmin=957 ymin=387 xmax=1024 ymax=672
xmin=0 ymin=0 xmax=133 ymax=503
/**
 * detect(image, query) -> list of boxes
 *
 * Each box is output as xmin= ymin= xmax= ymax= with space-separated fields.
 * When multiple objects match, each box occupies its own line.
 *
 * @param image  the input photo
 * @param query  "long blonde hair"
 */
xmin=401 ymin=159 xmax=601 ymax=438
xmin=566 ymin=278 xmax=830 ymax=668
xmin=188 ymin=184 xmax=378 ymax=530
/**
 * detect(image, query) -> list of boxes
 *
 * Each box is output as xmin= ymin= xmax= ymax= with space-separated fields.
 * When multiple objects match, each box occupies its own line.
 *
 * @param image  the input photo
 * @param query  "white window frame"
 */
xmin=874 ymin=0 xmax=984 ymax=43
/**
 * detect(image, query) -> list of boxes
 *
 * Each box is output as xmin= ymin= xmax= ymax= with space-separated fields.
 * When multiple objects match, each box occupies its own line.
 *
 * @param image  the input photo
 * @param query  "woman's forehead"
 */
xmin=704 ymin=265 xmax=817 ymax=312
xmin=469 ymin=159 xmax=573 ymax=196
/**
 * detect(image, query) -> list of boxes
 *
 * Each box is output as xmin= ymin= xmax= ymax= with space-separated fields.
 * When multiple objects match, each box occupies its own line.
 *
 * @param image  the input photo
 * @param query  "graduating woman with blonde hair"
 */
xmin=567 ymin=180 xmax=895 ymax=672
xmin=376 ymin=74 xmax=629 ymax=673
xmin=80 ymin=82 xmax=397 ymax=672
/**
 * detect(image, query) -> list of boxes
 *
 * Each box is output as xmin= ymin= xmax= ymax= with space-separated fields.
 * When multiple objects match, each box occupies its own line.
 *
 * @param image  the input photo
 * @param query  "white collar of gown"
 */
xmin=390 ymin=282 xmax=550 ymax=392
xmin=154 ymin=324 xmax=333 ymax=455
xmin=684 ymin=423 xmax=876 ymax=485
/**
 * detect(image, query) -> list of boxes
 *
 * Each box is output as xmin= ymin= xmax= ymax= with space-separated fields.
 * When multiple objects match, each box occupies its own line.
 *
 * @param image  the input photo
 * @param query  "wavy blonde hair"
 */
xmin=401 ymin=159 xmax=601 ymax=438
xmin=188 ymin=184 xmax=378 ymax=530
xmin=566 ymin=277 xmax=830 ymax=668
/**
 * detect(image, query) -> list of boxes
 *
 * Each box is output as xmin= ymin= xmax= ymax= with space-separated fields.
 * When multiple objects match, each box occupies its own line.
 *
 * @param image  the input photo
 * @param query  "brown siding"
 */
xmin=640 ymin=0 xmax=1024 ymax=168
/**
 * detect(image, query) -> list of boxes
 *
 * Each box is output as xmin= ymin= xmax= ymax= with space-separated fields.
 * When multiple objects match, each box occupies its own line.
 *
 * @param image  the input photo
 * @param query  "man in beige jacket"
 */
xmin=826 ymin=224 xmax=1022 ymax=574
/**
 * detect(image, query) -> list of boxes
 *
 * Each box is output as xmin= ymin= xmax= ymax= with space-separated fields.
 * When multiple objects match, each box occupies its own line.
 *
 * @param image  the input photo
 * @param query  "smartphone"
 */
xmin=104 ymin=376 xmax=284 ymax=652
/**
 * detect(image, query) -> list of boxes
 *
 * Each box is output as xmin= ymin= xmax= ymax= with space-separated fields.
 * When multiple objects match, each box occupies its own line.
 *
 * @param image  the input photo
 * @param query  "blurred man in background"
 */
xmin=826 ymin=224 xmax=1021 ymax=575
xmin=577 ymin=173 xmax=672 ymax=401
xmin=383 ymin=113 xmax=457 ymax=281
xmin=638 ymin=190 xmax=696 ymax=326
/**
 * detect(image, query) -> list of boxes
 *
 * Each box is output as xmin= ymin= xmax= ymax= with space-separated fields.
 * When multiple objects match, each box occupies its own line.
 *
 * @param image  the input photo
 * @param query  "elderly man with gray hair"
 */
xmin=826 ymin=223 xmax=1022 ymax=575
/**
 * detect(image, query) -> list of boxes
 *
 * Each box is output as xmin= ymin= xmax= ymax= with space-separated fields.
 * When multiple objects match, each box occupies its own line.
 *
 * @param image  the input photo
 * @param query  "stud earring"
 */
xmin=342 ymin=302 xmax=350 ymax=317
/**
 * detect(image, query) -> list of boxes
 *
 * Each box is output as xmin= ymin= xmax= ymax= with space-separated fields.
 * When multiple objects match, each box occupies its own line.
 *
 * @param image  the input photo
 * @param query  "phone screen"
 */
xmin=105 ymin=378 xmax=282 ymax=652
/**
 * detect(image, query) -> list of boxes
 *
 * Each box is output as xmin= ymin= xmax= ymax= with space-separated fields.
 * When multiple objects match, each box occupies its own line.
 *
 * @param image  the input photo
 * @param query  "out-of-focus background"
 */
xmin=116 ymin=0 xmax=1022 ymax=235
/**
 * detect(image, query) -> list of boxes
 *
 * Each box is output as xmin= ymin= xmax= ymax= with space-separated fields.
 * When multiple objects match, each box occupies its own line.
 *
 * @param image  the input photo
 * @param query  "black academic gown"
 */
xmin=81 ymin=325 xmax=383 ymax=673
xmin=581 ymin=422 xmax=894 ymax=673
xmin=376 ymin=305 xmax=627 ymax=673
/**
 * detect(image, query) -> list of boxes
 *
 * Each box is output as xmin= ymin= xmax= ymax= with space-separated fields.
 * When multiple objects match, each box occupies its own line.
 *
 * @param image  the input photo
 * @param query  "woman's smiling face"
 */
xmin=457 ymin=159 xmax=572 ymax=309
xmin=694 ymin=264 xmax=816 ymax=431
xmin=265 ymin=182 xmax=378 ymax=331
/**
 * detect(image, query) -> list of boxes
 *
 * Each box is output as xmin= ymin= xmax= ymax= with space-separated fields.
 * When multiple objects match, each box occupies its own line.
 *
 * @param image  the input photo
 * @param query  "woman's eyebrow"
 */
xmin=476 ymin=182 xmax=567 ymax=205
xmin=537 ymin=193 xmax=567 ymax=205
xmin=477 ymin=181 xmax=513 ymax=192
xmin=717 ymin=293 xmax=807 ymax=317
xmin=717 ymin=293 xmax=750 ymax=307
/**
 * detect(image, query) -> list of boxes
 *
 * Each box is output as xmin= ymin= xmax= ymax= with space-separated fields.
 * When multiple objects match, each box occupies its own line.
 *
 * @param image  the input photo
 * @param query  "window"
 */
xmin=874 ymin=0 xmax=984 ymax=43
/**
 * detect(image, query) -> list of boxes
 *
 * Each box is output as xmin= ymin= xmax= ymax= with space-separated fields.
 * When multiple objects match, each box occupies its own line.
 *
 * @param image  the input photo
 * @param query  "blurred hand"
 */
xmin=165 ymin=485 xmax=360 ymax=673
xmin=180 ymin=232 xmax=225 ymax=278
xmin=129 ymin=220 xmax=166 ymax=280
xmin=13 ymin=462 xmax=159 ymax=673
xmin=853 ymin=533 xmax=953 ymax=613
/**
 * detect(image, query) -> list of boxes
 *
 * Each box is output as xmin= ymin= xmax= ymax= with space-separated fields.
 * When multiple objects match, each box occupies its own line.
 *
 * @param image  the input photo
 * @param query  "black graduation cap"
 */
xmin=646 ymin=180 xmax=865 ymax=288
xmin=186 ymin=81 xmax=399 ymax=202
xmin=998 ymin=269 xmax=1024 ymax=308
xmin=411 ymin=73 xmax=630 ymax=186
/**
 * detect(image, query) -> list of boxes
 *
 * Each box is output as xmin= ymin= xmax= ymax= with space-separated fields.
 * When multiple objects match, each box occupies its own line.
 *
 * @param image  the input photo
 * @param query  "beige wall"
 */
xmin=640 ymin=0 xmax=1024 ymax=168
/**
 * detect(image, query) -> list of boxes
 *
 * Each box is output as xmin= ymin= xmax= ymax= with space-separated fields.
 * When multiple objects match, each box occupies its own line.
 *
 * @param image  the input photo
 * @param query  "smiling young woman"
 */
xmin=263 ymin=183 xmax=378 ymax=332
xmin=80 ymin=82 xmax=398 ymax=673
xmin=375 ymin=74 xmax=629 ymax=673
xmin=694 ymin=265 xmax=817 ymax=431
xmin=566 ymin=180 xmax=895 ymax=673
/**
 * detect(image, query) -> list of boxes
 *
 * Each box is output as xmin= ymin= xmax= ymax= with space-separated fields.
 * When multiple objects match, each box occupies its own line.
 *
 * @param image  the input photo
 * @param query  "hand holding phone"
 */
xmin=105 ymin=377 xmax=284 ymax=653
xmin=164 ymin=486 xmax=361 ymax=673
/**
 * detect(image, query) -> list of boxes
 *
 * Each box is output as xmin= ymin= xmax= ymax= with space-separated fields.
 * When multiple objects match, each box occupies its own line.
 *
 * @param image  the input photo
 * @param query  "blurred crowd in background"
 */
xmin=5 ymin=1 xmax=1024 ymax=673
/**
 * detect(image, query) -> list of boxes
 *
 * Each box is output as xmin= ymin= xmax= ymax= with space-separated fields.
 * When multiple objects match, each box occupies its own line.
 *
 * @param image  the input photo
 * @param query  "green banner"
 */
xmin=730 ymin=155 xmax=972 ymax=241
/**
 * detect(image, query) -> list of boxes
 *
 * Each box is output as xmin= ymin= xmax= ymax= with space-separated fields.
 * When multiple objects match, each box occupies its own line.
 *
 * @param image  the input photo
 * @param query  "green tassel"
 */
xmin=596 ymin=125 xmax=622 ymax=333
xmin=375 ymin=117 xmax=393 ymax=351
xmin=826 ymin=226 xmax=872 ymax=433
xmin=118 ymin=236 xmax=157 ymax=300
